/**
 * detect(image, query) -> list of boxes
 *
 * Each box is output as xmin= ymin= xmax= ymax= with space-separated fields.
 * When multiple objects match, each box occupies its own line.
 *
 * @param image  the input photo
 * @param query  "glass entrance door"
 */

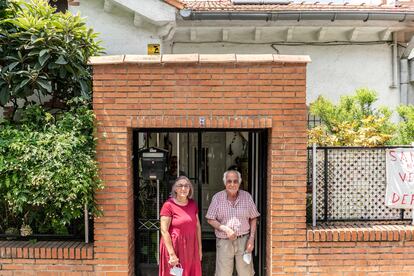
xmin=133 ymin=130 xmax=267 ymax=276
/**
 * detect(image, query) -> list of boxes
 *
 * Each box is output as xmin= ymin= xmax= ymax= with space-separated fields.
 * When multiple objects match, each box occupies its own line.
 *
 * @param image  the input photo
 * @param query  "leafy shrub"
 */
xmin=308 ymin=88 xmax=395 ymax=146
xmin=0 ymin=0 xmax=103 ymax=119
xmin=0 ymin=0 xmax=103 ymax=237
xmin=0 ymin=100 xmax=103 ymax=234
xmin=0 ymin=0 xmax=9 ymax=18
xmin=393 ymin=105 xmax=414 ymax=145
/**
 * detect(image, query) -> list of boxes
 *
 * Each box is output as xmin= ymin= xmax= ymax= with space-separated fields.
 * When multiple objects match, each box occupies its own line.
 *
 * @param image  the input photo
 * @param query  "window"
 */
xmin=49 ymin=0 xmax=68 ymax=13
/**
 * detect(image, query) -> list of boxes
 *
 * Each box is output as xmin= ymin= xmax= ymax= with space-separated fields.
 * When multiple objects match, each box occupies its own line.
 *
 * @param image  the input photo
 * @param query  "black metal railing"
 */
xmin=307 ymin=113 xmax=321 ymax=129
xmin=307 ymin=146 xmax=413 ymax=222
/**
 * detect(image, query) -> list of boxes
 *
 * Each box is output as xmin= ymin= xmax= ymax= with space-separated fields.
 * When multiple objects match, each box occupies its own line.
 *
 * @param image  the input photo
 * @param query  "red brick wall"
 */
xmin=0 ymin=241 xmax=94 ymax=275
xmin=90 ymin=53 xmax=309 ymax=276
xmin=3 ymin=54 xmax=414 ymax=275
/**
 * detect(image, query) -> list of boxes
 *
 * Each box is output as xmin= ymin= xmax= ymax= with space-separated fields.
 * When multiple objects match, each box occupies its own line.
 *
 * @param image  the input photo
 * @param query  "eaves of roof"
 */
xmin=74 ymin=0 xmax=184 ymax=10
xmin=178 ymin=0 xmax=414 ymax=12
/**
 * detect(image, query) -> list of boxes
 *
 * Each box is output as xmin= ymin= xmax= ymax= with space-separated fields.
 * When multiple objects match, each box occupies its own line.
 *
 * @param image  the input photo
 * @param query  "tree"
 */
xmin=393 ymin=105 xmax=414 ymax=145
xmin=0 ymin=0 xmax=103 ymax=237
xmin=0 ymin=0 xmax=103 ymax=120
xmin=308 ymin=88 xmax=395 ymax=146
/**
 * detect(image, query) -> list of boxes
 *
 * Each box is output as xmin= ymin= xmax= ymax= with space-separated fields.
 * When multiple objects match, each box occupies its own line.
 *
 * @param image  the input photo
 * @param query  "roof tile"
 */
xmin=180 ymin=0 xmax=414 ymax=12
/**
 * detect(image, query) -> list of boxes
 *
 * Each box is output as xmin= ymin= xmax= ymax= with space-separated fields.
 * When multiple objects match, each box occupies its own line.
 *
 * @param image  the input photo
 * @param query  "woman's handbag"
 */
xmin=170 ymin=263 xmax=183 ymax=276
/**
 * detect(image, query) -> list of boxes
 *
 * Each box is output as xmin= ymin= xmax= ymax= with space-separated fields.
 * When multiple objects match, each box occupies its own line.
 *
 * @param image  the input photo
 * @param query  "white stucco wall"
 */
xmin=2 ymin=2 xmax=405 ymax=120
xmin=69 ymin=0 xmax=161 ymax=55
xmin=171 ymin=42 xmax=399 ymax=109
xmin=69 ymin=0 xmax=401 ymax=111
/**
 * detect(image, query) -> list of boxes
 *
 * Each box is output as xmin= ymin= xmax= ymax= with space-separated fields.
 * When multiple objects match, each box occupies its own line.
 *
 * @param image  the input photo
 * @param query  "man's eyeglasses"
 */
xmin=176 ymin=184 xmax=190 ymax=189
xmin=226 ymin=179 xmax=239 ymax=184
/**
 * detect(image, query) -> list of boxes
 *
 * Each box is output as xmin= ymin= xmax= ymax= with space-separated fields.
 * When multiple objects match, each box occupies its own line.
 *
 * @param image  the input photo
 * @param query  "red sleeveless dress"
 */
xmin=159 ymin=198 xmax=202 ymax=276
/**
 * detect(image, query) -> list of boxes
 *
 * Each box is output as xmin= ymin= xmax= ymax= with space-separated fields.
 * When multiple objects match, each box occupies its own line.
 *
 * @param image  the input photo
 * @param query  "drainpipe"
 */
xmin=400 ymin=58 xmax=409 ymax=105
xmin=407 ymin=38 xmax=414 ymax=105
xmin=409 ymin=59 xmax=414 ymax=104
xmin=402 ymin=33 xmax=414 ymax=106
xmin=391 ymin=32 xmax=398 ymax=89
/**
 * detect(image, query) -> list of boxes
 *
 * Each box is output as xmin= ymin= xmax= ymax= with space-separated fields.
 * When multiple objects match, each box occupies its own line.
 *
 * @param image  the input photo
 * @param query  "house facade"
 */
xmin=3 ymin=0 xmax=414 ymax=275
xmin=3 ymin=52 xmax=414 ymax=275
xmin=69 ymin=0 xmax=414 ymax=110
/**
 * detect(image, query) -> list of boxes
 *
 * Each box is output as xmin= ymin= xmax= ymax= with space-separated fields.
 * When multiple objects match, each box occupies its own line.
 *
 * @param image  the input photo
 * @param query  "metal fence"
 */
xmin=307 ymin=112 xmax=321 ymax=129
xmin=307 ymin=146 xmax=413 ymax=222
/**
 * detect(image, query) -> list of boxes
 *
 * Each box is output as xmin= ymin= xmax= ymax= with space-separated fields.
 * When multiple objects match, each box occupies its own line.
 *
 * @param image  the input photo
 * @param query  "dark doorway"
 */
xmin=133 ymin=129 xmax=267 ymax=276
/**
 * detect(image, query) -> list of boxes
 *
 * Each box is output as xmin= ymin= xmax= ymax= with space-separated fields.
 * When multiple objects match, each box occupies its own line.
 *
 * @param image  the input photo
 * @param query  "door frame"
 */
xmin=132 ymin=128 xmax=268 ymax=276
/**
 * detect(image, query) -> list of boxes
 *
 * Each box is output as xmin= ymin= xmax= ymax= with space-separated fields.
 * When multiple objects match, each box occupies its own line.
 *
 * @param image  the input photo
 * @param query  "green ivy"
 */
xmin=0 ymin=101 xmax=103 ymax=234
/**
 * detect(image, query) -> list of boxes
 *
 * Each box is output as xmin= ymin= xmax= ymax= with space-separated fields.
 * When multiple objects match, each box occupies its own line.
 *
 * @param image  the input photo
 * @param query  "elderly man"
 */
xmin=206 ymin=170 xmax=260 ymax=276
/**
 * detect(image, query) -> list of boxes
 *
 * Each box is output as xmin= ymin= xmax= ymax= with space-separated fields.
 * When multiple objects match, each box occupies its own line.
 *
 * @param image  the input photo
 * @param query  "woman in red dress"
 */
xmin=159 ymin=176 xmax=202 ymax=276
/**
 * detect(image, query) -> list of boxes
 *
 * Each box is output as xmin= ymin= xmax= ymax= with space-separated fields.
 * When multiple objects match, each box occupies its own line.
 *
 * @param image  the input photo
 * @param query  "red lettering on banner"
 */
xmin=392 ymin=193 xmax=400 ymax=203
xmin=399 ymin=173 xmax=407 ymax=182
xmin=391 ymin=151 xmax=414 ymax=163
xmin=401 ymin=152 xmax=408 ymax=162
xmin=391 ymin=193 xmax=414 ymax=206
xmin=398 ymin=151 xmax=414 ymax=163
xmin=398 ymin=173 xmax=414 ymax=183
xmin=402 ymin=194 xmax=408 ymax=204
xmin=387 ymin=150 xmax=414 ymax=208
xmin=389 ymin=150 xmax=397 ymax=161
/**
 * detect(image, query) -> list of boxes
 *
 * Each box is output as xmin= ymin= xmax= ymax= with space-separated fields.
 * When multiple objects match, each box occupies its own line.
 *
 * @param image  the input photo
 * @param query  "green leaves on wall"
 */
xmin=0 ymin=102 xmax=103 ymax=234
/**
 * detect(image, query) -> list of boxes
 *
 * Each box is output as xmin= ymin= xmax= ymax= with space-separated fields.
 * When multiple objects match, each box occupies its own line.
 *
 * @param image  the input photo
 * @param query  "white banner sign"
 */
xmin=385 ymin=148 xmax=414 ymax=208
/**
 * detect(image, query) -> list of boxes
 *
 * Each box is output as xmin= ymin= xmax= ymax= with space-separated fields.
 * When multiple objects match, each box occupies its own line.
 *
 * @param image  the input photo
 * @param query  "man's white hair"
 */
xmin=222 ymin=170 xmax=242 ymax=185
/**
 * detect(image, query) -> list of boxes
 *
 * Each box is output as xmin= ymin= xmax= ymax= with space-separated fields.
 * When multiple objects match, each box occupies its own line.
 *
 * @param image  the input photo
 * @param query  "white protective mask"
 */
xmin=243 ymin=252 xmax=252 ymax=264
xmin=170 ymin=264 xmax=184 ymax=276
